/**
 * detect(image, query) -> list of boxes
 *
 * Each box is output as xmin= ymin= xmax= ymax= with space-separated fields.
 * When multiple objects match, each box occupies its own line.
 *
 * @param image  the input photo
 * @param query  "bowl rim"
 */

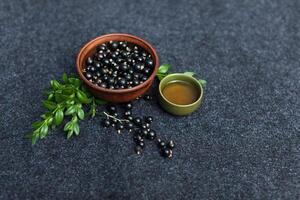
xmin=159 ymin=73 xmax=204 ymax=108
xmin=76 ymin=33 xmax=159 ymax=94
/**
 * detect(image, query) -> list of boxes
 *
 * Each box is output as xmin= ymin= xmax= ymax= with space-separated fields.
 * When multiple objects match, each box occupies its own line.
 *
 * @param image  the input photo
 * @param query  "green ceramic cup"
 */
xmin=159 ymin=73 xmax=204 ymax=116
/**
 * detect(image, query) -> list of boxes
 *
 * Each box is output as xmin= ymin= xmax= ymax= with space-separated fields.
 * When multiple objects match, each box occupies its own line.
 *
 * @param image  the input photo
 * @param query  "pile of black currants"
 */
xmin=83 ymin=41 xmax=154 ymax=89
xmin=101 ymin=96 xmax=175 ymax=158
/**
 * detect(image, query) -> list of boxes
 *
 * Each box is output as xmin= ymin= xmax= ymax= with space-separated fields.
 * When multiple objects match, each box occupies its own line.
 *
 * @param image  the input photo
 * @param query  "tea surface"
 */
xmin=162 ymin=81 xmax=199 ymax=105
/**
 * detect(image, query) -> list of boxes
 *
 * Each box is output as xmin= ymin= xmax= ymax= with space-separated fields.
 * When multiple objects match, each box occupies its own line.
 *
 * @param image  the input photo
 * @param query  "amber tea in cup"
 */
xmin=159 ymin=73 xmax=203 ymax=116
xmin=162 ymin=81 xmax=200 ymax=105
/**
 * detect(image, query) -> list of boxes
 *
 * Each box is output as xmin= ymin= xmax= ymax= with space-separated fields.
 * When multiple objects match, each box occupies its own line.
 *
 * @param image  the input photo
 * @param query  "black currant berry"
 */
xmin=107 ymin=105 xmax=117 ymax=113
xmin=143 ymin=95 xmax=152 ymax=101
xmin=161 ymin=148 xmax=172 ymax=158
xmin=168 ymin=140 xmax=175 ymax=149
xmin=147 ymin=130 xmax=156 ymax=140
xmin=116 ymin=122 xmax=124 ymax=130
xmin=133 ymin=134 xmax=144 ymax=143
xmin=125 ymin=115 xmax=133 ymax=121
xmin=102 ymin=119 xmax=110 ymax=127
xmin=125 ymin=102 xmax=133 ymax=110
xmin=126 ymin=122 xmax=134 ymax=130
xmin=124 ymin=110 xmax=132 ymax=117
xmin=158 ymin=140 xmax=166 ymax=149
xmin=144 ymin=116 xmax=153 ymax=123
xmin=133 ymin=117 xmax=142 ymax=125
xmin=135 ymin=145 xmax=143 ymax=155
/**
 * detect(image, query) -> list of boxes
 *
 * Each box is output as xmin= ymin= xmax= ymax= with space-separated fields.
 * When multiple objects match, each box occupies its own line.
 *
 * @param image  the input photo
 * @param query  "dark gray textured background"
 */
xmin=0 ymin=0 xmax=299 ymax=199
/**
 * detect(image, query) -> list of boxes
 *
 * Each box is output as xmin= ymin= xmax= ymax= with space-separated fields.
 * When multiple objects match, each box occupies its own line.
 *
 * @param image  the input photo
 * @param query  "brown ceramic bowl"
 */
xmin=76 ymin=33 xmax=159 ymax=103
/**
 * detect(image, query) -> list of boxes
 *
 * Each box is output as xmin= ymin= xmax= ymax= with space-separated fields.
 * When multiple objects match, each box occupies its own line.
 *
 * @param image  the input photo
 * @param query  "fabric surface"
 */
xmin=0 ymin=0 xmax=299 ymax=199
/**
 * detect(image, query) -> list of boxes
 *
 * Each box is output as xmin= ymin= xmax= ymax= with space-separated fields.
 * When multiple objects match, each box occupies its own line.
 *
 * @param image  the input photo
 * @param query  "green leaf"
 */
xmin=67 ymin=130 xmax=73 ymax=139
xmin=47 ymin=93 xmax=54 ymax=100
xmin=31 ymin=135 xmax=38 ymax=145
xmin=91 ymin=108 xmax=96 ymax=117
xmin=65 ymin=105 xmax=76 ymax=115
xmin=54 ymin=109 xmax=64 ymax=125
xmin=64 ymin=121 xmax=72 ymax=131
xmin=198 ymin=79 xmax=207 ymax=87
xmin=32 ymin=121 xmax=43 ymax=129
xmin=156 ymin=74 xmax=166 ymax=81
xmin=184 ymin=72 xmax=195 ymax=76
xmin=46 ymin=117 xmax=53 ymax=124
xmin=158 ymin=64 xmax=170 ymax=74
xmin=76 ymin=90 xmax=89 ymax=103
xmin=43 ymin=100 xmax=57 ymax=110
xmin=40 ymin=114 xmax=48 ymax=119
xmin=73 ymin=123 xmax=80 ymax=135
xmin=62 ymin=87 xmax=74 ymax=95
xmin=77 ymin=108 xmax=85 ymax=120
xmin=68 ymin=78 xmax=81 ymax=87
xmin=62 ymin=73 xmax=68 ymax=83
xmin=55 ymin=93 xmax=69 ymax=102
xmin=66 ymin=100 xmax=75 ymax=105
xmin=71 ymin=115 xmax=78 ymax=123
xmin=50 ymin=80 xmax=60 ymax=90
xmin=88 ymin=105 xmax=96 ymax=117
xmin=40 ymin=125 xmax=48 ymax=139
xmin=95 ymin=99 xmax=107 ymax=105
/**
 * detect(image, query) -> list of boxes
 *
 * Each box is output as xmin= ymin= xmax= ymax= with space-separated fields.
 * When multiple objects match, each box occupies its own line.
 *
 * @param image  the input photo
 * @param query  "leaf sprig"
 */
xmin=28 ymin=73 xmax=107 ymax=145
xmin=156 ymin=64 xmax=207 ymax=87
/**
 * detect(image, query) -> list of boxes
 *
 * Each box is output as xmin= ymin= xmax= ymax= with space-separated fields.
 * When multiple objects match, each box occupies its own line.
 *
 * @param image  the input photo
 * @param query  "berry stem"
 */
xmin=102 ymin=111 xmax=129 ymax=123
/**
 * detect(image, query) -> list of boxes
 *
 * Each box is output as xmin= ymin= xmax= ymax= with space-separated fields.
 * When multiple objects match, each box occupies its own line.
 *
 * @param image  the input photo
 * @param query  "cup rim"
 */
xmin=159 ymin=73 xmax=203 ymax=108
xmin=76 ymin=33 xmax=159 ymax=94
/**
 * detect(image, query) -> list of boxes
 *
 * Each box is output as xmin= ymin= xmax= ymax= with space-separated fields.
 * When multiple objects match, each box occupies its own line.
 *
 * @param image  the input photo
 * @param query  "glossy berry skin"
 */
xmin=125 ymin=115 xmax=133 ymax=121
xmin=133 ymin=134 xmax=144 ymax=143
xmin=140 ymin=129 xmax=149 ymax=137
xmin=85 ymin=72 xmax=92 ymax=79
xmin=143 ymin=95 xmax=152 ymax=101
xmin=157 ymin=138 xmax=162 ymax=143
xmin=137 ymin=141 xmax=145 ymax=148
xmin=161 ymin=149 xmax=172 ymax=158
xmin=107 ymin=105 xmax=117 ymax=113
xmin=144 ymin=116 xmax=153 ymax=123
xmin=125 ymin=102 xmax=133 ymax=110
xmin=102 ymin=119 xmax=110 ymax=127
xmin=158 ymin=140 xmax=166 ymax=149
xmin=134 ymin=145 xmax=143 ymax=155
xmin=168 ymin=140 xmax=175 ymax=149
xmin=126 ymin=122 xmax=134 ymax=130
xmin=133 ymin=117 xmax=142 ymax=126
xmin=116 ymin=122 xmax=124 ymax=130
xmin=147 ymin=130 xmax=156 ymax=140
xmin=86 ymin=57 xmax=93 ymax=65
xmin=141 ymin=123 xmax=148 ymax=129
xmin=124 ymin=110 xmax=132 ymax=117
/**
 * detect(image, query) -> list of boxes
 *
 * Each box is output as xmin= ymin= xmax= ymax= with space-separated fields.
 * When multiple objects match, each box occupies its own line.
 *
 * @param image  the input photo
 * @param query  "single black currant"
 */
xmin=125 ymin=102 xmax=133 ymax=110
xmin=102 ymin=119 xmax=110 ymax=127
xmin=168 ymin=140 xmax=175 ymax=149
xmin=135 ymin=145 xmax=143 ymax=155
xmin=107 ymin=105 xmax=117 ymax=113
xmin=116 ymin=122 xmax=124 ymax=130
xmin=145 ymin=116 xmax=153 ymax=123
xmin=143 ymin=95 xmax=152 ymax=100
xmin=158 ymin=140 xmax=166 ymax=149
xmin=133 ymin=117 xmax=142 ymax=125
xmin=161 ymin=148 xmax=172 ymax=158
xmin=126 ymin=122 xmax=134 ymax=130
xmin=147 ymin=130 xmax=156 ymax=140
xmin=124 ymin=110 xmax=132 ymax=117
